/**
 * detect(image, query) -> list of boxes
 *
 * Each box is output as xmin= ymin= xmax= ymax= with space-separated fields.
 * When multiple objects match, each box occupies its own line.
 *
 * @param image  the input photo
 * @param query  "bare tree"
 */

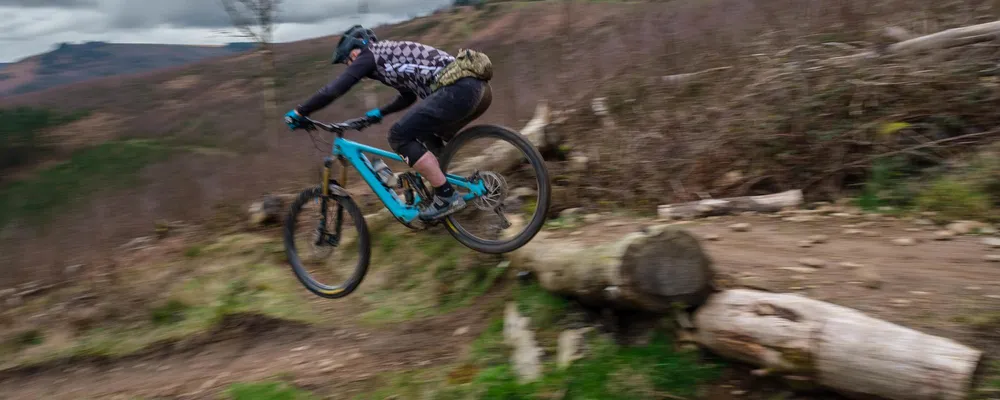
xmin=220 ymin=0 xmax=283 ymax=139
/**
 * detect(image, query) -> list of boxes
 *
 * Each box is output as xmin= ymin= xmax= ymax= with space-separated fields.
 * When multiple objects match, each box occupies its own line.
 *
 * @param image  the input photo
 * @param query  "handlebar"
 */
xmin=300 ymin=115 xmax=375 ymax=135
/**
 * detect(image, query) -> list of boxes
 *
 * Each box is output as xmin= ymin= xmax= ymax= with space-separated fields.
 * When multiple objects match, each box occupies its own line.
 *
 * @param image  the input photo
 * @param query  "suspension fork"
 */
xmin=315 ymin=157 xmax=347 ymax=246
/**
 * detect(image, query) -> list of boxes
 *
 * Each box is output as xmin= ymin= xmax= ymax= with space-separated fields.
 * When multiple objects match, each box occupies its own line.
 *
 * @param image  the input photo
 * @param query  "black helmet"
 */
xmin=332 ymin=25 xmax=377 ymax=64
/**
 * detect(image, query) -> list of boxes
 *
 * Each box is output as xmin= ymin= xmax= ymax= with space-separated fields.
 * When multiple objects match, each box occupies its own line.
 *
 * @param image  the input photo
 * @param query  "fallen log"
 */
xmin=887 ymin=20 xmax=1000 ymax=55
xmin=503 ymin=216 xmax=717 ymax=312
xmin=824 ymin=20 xmax=1000 ymax=65
xmin=657 ymin=189 xmax=804 ymax=220
xmin=448 ymin=101 xmax=559 ymax=176
xmin=691 ymin=289 xmax=982 ymax=400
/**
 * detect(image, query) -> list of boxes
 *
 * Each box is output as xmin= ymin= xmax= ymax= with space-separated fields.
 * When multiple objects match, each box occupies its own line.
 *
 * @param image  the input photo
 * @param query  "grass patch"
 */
xmin=461 ymin=331 xmax=721 ymax=399
xmin=149 ymin=299 xmax=190 ymax=326
xmin=0 ymin=106 xmax=89 ymax=172
xmin=358 ymin=228 xmax=505 ymax=326
xmin=227 ymin=381 xmax=317 ymax=400
xmin=513 ymin=280 xmax=570 ymax=328
xmin=0 ymin=139 xmax=174 ymax=228
xmin=184 ymin=244 xmax=205 ymax=258
xmin=0 ymin=233 xmax=320 ymax=368
xmin=856 ymin=157 xmax=917 ymax=212
xmin=916 ymin=177 xmax=994 ymax=221
xmin=1 ymin=329 xmax=46 ymax=354
xmin=952 ymin=311 xmax=1000 ymax=332
xmin=973 ymin=360 xmax=1000 ymax=400
xmin=355 ymin=326 xmax=722 ymax=399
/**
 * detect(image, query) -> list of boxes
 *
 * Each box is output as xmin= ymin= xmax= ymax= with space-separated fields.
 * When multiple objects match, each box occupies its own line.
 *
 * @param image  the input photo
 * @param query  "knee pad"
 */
xmin=388 ymin=123 xmax=427 ymax=167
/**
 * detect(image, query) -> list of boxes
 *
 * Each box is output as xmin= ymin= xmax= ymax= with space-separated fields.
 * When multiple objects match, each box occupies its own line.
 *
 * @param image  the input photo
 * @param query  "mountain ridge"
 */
xmin=0 ymin=41 xmax=256 ymax=96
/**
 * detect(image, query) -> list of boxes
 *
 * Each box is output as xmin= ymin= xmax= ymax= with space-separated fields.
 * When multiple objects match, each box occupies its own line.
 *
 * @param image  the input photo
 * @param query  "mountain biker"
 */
xmin=284 ymin=25 xmax=494 ymax=221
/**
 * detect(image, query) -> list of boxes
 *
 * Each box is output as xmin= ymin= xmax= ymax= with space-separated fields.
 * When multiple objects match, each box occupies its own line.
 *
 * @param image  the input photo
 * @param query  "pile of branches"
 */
xmin=560 ymin=22 xmax=1000 ymax=206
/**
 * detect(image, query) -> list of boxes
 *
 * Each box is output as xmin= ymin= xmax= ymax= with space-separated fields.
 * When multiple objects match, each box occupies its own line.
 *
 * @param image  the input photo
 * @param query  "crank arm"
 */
xmin=493 ymin=204 xmax=512 ymax=230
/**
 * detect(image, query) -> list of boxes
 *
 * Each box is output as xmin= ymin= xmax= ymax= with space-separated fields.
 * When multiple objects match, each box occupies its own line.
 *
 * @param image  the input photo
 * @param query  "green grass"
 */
xmin=916 ymin=177 xmax=994 ymax=222
xmin=184 ymin=244 xmax=205 ymax=258
xmin=0 ymin=106 xmax=89 ymax=172
xmin=226 ymin=381 xmax=318 ymax=400
xmin=857 ymin=156 xmax=918 ymax=212
xmin=358 ymin=229 xmax=505 ymax=326
xmin=0 ymin=139 xmax=174 ymax=228
xmin=1 ymin=234 xmax=320 ymax=368
xmin=355 ymin=325 xmax=721 ymax=400
xmin=513 ymin=281 xmax=570 ymax=328
xmin=149 ymin=299 xmax=190 ymax=326
xmin=973 ymin=360 xmax=1000 ymax=400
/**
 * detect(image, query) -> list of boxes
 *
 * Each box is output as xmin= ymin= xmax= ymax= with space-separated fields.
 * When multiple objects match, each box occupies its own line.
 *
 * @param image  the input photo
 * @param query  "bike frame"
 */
xmin=325 ymin=135 xmax=488 ymax=224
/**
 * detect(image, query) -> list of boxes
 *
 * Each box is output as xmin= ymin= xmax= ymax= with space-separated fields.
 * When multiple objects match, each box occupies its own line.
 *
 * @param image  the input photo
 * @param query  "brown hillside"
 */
xmin=1 ymin=0 xmax=998 ymax=288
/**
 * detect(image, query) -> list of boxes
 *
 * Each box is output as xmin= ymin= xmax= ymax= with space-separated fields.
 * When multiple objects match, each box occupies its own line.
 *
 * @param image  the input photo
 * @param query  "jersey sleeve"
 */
xmin=378 ymin=89 xmax=417 ymax=116
xmin=295 ymin=50 xmax=376 ymax=116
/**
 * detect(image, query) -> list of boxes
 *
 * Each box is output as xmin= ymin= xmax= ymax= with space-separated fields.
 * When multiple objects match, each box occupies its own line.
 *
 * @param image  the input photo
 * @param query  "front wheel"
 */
xmin=438 ymin=124 xmax=551 ymax=254
xmin=283 ymin=186 xmax=370 ymax=299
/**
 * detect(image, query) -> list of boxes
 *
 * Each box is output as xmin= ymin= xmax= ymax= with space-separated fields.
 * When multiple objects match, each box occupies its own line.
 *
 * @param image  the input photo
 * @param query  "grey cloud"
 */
xmin=0 ymin=0 xmax=97 ymax=8
xmin=103 ymin=0 xmax=449 ymax=30
xmin=0 ymin=0 xmax=451 ymax=61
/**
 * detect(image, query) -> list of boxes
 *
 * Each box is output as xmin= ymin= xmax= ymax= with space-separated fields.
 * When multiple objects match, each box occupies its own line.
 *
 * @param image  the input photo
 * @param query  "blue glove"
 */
xmin=284 ymin=109 xmax=306 ymax=130
xmin=365 ymin=108 xmax=383 ymax=122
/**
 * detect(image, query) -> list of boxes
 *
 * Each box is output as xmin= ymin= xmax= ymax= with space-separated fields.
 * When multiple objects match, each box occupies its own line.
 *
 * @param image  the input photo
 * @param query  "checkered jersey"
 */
xmin=368 ymin=40 xmax=455 ymax=99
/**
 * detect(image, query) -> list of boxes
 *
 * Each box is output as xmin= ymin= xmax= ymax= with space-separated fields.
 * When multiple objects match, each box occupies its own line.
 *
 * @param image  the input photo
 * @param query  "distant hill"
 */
xmin=0 ymin=41 xmax=256 ymax=96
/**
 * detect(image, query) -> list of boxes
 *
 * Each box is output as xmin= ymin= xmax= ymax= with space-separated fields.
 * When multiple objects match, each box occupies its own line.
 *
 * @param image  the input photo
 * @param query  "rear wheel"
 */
xmin=438 ymin=124 xmax=551 ymax=254
xmin=283 ymin=186 xmax=370 ymax=298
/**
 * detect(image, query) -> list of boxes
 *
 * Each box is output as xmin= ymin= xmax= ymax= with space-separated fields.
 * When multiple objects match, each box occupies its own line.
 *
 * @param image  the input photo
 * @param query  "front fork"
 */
xmin=316 ymin=157 xmax=347 ymax=247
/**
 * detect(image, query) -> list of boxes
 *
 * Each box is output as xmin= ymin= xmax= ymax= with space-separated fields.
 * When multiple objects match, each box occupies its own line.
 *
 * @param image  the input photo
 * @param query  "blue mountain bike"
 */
xmin=282 ymin=115 xmax=551 ymax=299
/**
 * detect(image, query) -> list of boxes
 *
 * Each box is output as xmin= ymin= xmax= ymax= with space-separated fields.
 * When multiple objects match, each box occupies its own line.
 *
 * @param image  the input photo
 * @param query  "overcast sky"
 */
xmin=0 ymin=0 xmax=451 ymax=62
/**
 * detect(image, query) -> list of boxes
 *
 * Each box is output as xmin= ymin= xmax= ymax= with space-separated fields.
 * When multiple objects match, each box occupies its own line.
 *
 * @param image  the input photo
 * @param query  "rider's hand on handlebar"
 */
xmin=364 ymin=108 xmax=383 ymax=123
xmin=284 ymin=109 xmax=309 ymax=131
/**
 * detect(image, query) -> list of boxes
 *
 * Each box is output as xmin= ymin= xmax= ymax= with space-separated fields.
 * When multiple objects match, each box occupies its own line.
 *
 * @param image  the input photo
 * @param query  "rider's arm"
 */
xmin=295 ymin=51 xmax=376 ymax=116
xmin=378 ymin=89 xmax=417 ymax=116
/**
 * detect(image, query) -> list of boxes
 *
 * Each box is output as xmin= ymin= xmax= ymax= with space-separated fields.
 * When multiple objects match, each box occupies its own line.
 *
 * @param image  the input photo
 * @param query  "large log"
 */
xmin=503 ymin=216 xmax=717 ymax=312
xmin=691 ymin=289 xmax=983 ymax=400
xmin=657 ymin=189 xmax=804 ymax=220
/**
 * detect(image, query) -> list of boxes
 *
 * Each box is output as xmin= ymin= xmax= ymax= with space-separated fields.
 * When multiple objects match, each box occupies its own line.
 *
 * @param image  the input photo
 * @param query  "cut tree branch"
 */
xmin=656 ymin=189 xmax=804 ymax=220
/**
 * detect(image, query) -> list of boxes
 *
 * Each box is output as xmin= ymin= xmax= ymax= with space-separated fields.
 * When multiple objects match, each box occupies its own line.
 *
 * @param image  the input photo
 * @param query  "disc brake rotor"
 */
xmin=472 ymin=171 xmax=508 ymax=211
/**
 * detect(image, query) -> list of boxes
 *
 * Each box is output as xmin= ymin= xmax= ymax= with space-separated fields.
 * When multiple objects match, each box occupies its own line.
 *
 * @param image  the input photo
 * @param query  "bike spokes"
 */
xmin=446 ymin=136 xmax=541 ymax=243
xmin=292 ymin=194 xmax=363 ymax=288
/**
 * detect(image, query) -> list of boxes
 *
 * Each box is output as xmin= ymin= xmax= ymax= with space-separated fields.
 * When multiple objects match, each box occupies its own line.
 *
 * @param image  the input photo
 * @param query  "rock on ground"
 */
xmin=934 ymin=230 xmax=956 ymax=240
xmin=730 ymin=223 xmax=751 ymax=232
xmin=982 ymin=237 xmax=1000 ymax=248
xmin=947 ymin=220 xmax=988 ymax=235
xmin=798 ymin=258 xmax=827 ymax=268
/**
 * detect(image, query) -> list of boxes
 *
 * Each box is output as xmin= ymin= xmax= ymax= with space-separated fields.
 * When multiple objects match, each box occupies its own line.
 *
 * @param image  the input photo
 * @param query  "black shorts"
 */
xmin=387 ymin=77 xmax=492 ymax=166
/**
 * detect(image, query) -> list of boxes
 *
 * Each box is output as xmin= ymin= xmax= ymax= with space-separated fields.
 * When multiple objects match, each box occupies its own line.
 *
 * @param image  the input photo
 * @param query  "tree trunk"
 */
xmin=691 ymin=289 xmax=983 ymax=400
xmin=503 ymin=216 xmax=717 ymax=312
xmin=448 ymin=101 xmax=559 ymax=176
xmin=260 ymin=44 xmax=279 ymax=140
xmin=657 ymin=189 xmax=804 ymax=220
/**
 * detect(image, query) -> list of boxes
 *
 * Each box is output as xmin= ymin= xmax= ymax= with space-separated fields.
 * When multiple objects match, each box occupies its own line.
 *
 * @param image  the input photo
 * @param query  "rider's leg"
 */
xmin=388 ymin=77 xmax=489 ymax=220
